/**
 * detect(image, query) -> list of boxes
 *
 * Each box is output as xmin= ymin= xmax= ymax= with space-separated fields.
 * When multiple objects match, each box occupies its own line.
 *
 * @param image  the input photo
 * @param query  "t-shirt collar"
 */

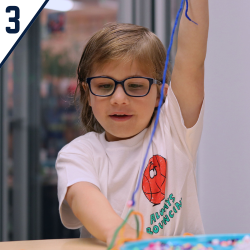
xmin=100 ymin=128 xmax=147 ymax=149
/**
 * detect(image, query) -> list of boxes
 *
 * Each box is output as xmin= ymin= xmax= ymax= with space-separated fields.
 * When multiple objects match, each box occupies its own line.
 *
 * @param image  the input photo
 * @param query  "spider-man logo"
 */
xmin=142 ymin=155 xmax=167 ymax=205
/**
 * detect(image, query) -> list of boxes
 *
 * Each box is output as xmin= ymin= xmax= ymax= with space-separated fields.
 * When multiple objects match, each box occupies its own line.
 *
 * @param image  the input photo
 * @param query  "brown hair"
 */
xmin=75 ymin=23 xmax=171 ymax=133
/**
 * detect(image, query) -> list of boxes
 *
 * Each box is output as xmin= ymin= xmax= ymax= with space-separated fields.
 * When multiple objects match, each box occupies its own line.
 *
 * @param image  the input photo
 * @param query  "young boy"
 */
xmin=56 ymin=0 xmax=209 ymax=245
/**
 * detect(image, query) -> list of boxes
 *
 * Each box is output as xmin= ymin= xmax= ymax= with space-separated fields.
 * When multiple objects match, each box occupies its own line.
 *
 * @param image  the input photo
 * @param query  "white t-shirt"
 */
xmin=56 ymin=86 xmax=205 ymax=237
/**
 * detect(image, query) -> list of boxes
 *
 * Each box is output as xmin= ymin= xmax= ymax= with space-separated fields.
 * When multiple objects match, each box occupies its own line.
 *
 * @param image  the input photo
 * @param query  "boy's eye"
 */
xmin=98 ymin=84 xmax=113 ymax=89
xmin=128 ymin=83 xmax=144 ymax=88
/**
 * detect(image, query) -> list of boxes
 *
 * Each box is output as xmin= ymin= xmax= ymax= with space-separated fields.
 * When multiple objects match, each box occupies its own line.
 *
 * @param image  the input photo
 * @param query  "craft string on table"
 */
xmin=107 ymin=1 xmax=197 ymax=249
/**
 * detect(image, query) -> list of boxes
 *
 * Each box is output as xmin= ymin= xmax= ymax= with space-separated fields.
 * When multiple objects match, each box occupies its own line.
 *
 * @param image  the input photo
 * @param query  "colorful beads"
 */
xmin=140 ymin=235 xmax=250 ymax=250
xmin=211 ymin=239 xmax=219 ymax=245
xmin=142 ymin=242 xmax=212 ymax=250
xmin=127 ymin=200 xmax=134 ymax=207
xmin=233 ymin=235 xmax=250 ymax=250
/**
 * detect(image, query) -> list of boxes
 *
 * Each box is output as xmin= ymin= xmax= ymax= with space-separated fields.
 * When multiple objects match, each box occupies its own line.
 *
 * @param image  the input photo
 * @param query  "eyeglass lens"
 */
xmin=90 ymin=77 xmax=150 ymax=96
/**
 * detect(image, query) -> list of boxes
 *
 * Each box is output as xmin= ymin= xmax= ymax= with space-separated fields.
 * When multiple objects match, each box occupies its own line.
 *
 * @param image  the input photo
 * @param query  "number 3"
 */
xmin=6 ymin=6 xmax=20 ymax=34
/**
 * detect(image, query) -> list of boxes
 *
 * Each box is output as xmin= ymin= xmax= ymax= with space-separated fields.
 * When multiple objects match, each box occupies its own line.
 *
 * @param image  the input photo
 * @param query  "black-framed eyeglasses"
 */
xmin=86 ymin=76 xmax=162 ymax=97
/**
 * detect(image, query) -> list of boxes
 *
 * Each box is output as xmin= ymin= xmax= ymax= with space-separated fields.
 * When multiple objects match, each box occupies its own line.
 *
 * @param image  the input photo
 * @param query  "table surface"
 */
xmin=0 ymin=238 xmax=107 ymax=250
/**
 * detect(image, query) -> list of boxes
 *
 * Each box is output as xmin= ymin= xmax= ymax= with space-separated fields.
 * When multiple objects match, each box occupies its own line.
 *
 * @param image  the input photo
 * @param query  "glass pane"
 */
xmin=91 ymin=78 xmax=115 ymax=95
xmin=7 ymin=53 xmax=14 ymax=241
xmin=125 ymin=78 xmax=149 ymax=96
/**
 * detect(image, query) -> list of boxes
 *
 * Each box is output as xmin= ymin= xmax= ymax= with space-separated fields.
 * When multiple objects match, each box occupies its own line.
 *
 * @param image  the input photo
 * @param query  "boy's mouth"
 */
xmin=109 ymin=114 xmax=133 ymax=121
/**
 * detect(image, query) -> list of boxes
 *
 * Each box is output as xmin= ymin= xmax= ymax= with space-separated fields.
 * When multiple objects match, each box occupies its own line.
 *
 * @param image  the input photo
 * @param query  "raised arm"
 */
xmin=171 ymin=0 xmax=209 ymax=128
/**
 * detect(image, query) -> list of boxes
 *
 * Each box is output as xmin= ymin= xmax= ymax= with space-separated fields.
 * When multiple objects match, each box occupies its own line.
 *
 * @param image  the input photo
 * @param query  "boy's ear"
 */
xmin=82 ymin=82 xmax=88 ymax=91
xmin=155 ymin=84 xmax=168 ymax=107
xmin=163 ymin=84 xmax=168 ymax=96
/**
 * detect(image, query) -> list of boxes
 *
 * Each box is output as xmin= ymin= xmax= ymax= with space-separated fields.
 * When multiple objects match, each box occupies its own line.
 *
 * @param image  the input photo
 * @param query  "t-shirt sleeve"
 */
xmin=56 ymin=146 xmax=100 ymax=229
xmin=162 ymin=85 xmax=204 ymax=162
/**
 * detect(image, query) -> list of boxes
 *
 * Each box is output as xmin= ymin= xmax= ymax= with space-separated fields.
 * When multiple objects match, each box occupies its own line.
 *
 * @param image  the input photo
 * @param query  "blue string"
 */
xmin=130 ymin=0 xmax=197 ymax=206
xmin=185 ymin=0 xmax=198 ymax=25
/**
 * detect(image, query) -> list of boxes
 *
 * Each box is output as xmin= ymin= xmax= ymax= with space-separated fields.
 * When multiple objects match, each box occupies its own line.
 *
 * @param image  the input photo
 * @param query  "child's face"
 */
xmin=88 ymin=60 xmax=165 ymax=141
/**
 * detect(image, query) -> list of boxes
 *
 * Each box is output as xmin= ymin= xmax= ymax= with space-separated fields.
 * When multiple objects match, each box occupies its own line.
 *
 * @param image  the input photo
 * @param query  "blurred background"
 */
xmin=1 ymin=0 xmax=250 ymax=242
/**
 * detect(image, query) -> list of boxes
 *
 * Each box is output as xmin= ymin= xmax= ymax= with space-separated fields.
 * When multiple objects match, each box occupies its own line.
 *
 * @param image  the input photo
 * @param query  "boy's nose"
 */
xmin=110 ymin=85 xmax=129 ymax=105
